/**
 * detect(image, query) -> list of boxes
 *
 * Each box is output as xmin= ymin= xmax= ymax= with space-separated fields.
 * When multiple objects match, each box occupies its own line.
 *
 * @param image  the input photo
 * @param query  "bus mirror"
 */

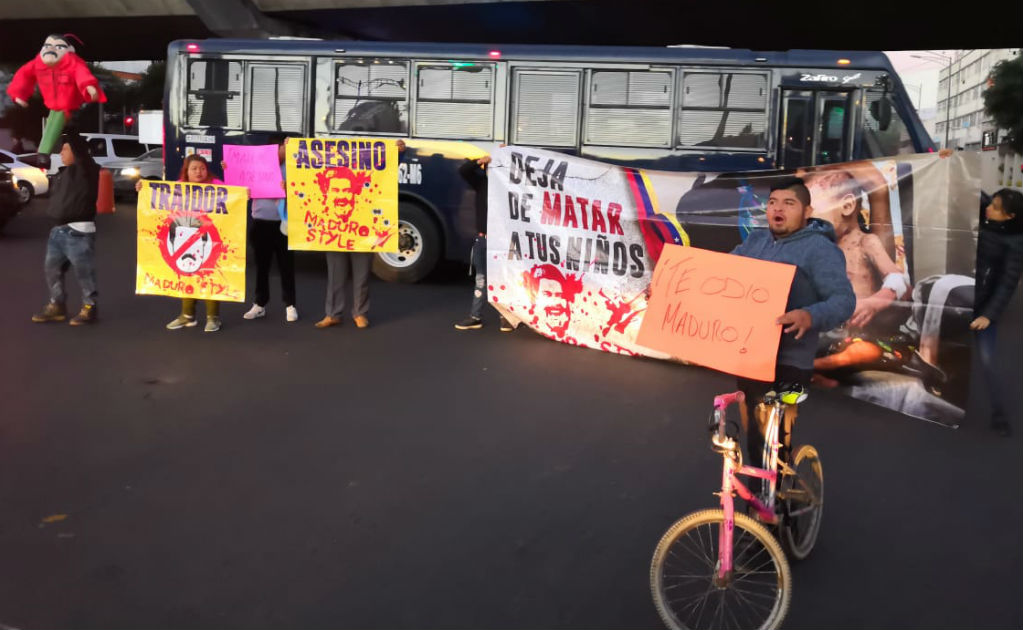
xmin=870 ymin=97 xmax=892 ymax=131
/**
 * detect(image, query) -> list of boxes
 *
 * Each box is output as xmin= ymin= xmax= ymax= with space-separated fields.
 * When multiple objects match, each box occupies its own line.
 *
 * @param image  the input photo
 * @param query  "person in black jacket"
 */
xmin=970 ymin=188 xmax=1023 ymax=437
xmin=453 ymin=154 xmax=512 ymax=332
xmin=31 ymin=131 xmax=100 ymax=325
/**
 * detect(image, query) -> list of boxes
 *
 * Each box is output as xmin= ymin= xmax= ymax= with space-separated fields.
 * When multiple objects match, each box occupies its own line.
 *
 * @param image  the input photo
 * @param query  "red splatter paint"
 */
xmin=600 ymin=288 xmax=646 ymax=338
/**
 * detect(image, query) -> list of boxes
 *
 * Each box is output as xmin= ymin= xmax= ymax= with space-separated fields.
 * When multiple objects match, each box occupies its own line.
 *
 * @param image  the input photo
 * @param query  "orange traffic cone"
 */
xmin=96 ymin=168 xmax=115 ymax=214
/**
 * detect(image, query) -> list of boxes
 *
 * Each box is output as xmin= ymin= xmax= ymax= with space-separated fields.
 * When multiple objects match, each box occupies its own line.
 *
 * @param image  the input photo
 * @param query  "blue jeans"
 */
xmin=469 ymin=235 xmax=487 ymax=319
xmin=974 ymin=323 xmax=1005 ymax=421
xmin=44 ymin=225 xmax=97 ymax=306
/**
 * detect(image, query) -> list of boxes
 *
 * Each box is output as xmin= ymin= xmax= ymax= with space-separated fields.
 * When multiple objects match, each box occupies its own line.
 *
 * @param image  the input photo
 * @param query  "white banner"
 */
xmin=486 ymin=146 xmax=980 ymax=426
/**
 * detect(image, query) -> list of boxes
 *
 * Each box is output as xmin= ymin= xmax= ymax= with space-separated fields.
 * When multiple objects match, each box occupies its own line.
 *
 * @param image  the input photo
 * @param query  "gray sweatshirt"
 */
xmin=731 ymin=218 xmax=856 ymax=371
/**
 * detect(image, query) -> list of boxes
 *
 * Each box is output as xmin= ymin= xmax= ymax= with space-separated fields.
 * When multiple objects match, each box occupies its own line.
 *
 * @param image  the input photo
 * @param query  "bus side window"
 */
xmin=187 ymin=60 xmax=243 ymax=129
xmin=334 ymin=59 xmax=409 ymax=134
xmin=414 ymin=63 xmax=494 ymax=140
xmin=585 ymin=70 xmax=672 ymax=147
xmin=859 ymin=92 xmax=913 ymax=158
xmin=511 ymin=70 xmax=581 ymax=147
xmin=248 ymin=64 xmax=306 ymax=133
xmin=678 ymin=71 xmax=767 ymax=150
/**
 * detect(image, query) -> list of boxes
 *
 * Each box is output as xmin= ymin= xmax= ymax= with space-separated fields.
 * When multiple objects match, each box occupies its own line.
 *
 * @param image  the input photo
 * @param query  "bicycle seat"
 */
xmin=764 ymin=382 xmax=808 ymax=405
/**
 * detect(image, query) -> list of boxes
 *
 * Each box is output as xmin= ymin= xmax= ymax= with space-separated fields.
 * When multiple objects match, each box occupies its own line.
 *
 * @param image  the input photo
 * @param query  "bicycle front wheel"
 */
xmin=650 ymin=509 xmax=791 ymax=630
xmin=779 ymin=445 xmax=824 ymax=561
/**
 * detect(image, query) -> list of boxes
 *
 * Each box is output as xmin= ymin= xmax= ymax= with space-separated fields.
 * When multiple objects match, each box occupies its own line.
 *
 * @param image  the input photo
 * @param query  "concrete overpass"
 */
xmin=0 ymin=0 xmax=1020 ymax=63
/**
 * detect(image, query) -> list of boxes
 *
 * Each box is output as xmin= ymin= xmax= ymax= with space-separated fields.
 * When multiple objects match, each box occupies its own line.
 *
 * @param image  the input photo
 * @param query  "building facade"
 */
xmin=936 ymin=48 xmax=1021 ymax=150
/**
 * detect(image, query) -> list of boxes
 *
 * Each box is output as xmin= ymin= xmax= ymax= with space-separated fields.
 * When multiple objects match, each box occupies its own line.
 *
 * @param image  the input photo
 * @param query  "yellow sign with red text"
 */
xmin=135 ymin=180 xmax=248 ymax=302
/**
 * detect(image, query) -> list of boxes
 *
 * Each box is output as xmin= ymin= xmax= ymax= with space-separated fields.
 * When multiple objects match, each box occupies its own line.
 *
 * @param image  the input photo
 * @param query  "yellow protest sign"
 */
xmin=284 ymin=137 xmax=399 ymax=252
xmin=135 ymin=180 xmax=249 ymax=302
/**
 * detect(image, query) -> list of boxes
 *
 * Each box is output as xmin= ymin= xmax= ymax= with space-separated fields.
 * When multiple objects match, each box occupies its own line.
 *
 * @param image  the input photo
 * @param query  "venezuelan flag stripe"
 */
xmin=625 ymin=168 xmax=690 ymax=265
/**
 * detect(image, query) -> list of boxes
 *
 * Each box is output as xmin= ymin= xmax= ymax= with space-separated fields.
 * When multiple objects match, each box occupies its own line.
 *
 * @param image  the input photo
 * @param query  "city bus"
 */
xmin=164 ymin=39 xmax=935 ymax=282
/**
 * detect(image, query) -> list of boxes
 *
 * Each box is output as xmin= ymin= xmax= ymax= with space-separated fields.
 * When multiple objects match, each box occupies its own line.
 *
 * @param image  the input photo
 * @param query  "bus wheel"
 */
xmin=373 ymin=202 xmax=441 ymax=283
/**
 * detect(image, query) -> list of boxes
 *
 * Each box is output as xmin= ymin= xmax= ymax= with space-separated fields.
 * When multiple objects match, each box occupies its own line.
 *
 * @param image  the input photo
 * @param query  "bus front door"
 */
xmin=778 ymin=89 xmax=855 ymax=169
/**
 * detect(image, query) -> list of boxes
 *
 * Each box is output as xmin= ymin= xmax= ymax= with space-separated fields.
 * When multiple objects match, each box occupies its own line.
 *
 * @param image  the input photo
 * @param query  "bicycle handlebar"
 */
xmin=713 ymin=391 xmax=745 ymax=411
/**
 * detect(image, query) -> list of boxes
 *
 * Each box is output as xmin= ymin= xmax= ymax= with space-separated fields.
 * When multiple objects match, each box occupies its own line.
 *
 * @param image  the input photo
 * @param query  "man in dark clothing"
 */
xmin=454 ymin=154 xmax=512 ymax=332
xmin=32 ymin=132 xmax=100 ymax=325
xmin=970 ymin=188 xmax=1023 ymax=437
xmin=730 ymin=177 xmax=856 ymax=493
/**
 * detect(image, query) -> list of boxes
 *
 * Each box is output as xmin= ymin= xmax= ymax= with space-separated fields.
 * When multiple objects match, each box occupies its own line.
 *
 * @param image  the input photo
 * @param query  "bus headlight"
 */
xmin=120 ymin=167 xmax=140 ymax=178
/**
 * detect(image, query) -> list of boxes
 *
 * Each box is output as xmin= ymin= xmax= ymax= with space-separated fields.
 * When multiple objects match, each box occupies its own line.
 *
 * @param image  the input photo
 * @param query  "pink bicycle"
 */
xmin=650 ymin=387 xmax=824 ymax=630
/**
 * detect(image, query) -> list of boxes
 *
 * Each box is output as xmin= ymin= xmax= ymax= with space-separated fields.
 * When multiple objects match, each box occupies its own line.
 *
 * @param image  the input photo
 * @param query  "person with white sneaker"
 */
xmin=231 ymin=135 xmax=298 ymax=324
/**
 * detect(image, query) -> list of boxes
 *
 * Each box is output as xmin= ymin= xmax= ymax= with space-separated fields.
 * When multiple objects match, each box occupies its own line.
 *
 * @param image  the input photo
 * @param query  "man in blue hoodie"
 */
xmin=731 ymin=177 xmax=855 ymax=485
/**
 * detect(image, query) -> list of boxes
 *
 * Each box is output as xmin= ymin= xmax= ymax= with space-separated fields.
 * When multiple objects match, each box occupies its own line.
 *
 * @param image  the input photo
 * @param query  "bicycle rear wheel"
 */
xmin=779 ymin=445 xmax=824 ymax=561
xmin=650 ymin=509 xmax=791 ymax=630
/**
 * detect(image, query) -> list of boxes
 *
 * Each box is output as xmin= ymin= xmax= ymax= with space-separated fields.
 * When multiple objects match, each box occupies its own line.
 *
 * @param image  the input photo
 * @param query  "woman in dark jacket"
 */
xmin=31 ymin=131 xmax=100 ymax=325
xmin=970 ymin=188 xmax=1023 ymax=437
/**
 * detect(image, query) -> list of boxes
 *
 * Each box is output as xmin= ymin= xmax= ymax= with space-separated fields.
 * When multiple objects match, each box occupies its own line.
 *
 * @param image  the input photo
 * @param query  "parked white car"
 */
xmin=0 ymin=149 xmax=50 ymax=204
xmin=48 ymin=134 xmax=156 ymax=174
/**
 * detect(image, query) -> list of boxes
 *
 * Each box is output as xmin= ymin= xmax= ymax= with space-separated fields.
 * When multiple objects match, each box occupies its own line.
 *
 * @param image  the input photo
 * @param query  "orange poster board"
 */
xmin=636 ymin=245 xmax=796 ymax=381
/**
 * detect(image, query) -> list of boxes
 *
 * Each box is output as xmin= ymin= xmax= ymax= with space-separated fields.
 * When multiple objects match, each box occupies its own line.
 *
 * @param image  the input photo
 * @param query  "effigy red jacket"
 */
xmin=6 ymin=52 xmax=107 ymax=115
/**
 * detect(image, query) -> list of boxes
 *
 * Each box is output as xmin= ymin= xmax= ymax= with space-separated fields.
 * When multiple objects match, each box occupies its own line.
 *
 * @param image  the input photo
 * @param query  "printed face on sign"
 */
xmin=167 ymin=216 xmax=214 ymax=274
xmin=538 ymin=279 xmax=571 ymax=335
xmin=316 ymin=167 xmax=373 ymax=223
xmin=524 ymin=264 xmax=584 ymax=340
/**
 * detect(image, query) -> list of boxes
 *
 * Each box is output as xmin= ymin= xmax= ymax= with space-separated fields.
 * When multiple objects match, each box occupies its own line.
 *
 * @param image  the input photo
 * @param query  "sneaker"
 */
xmin=31 ymin=301 xmax=66 ymax=323
xmin=243 ymin=304 xmax=266 ymax=320
xmin=499 ymin=316 xmax=514 ymax=332
xmin=455 ymin=317 xmax=483 ymax=330
xmin=204 ymin=316 xmax=222 ymax=333
xmin=69 ymin=304 xmax=97 ymax=326
xmin=285 ymin=305 xmax=299 ymax=322
xmin=354 ymin=315 xmax=370 ymax=329
xmin=315 ymin=316 xmax=342 ymax=329
xmin=166 ymin=314 xmax=197 ymax=330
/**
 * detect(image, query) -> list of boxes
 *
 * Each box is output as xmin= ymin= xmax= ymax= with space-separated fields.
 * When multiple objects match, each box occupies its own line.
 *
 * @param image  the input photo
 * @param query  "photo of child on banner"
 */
xmin=671 ymin=154 xmax=979 ymax=426
xmin=487 ymin=145 xmax=978 ymax=426
xmin=135 ymin=181 xmax=249 ymax=302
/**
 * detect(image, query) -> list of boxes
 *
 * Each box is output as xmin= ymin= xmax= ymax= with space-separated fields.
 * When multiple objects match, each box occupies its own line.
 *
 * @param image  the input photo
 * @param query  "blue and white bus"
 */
xmin=164 ymin=39 xmax=934 ymax=282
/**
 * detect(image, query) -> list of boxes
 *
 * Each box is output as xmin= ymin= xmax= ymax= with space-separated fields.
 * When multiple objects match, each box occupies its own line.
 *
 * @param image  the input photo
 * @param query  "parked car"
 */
xmin=0 ymin=149 xmax=50 ymax=204
xmin=48 ymin=134 xmax=156 ymax=174
xmin=0 ymin=165 xmax=23 ymax=233
xmin=107 ymin=147 xmax=163 ymax=198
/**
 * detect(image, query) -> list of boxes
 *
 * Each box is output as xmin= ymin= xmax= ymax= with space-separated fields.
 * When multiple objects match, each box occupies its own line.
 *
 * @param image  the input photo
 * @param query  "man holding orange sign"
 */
xmin=641 ymin=176 xmax=854 ymax=491
xmin=730 ymin=177 xmax=855 ymax=480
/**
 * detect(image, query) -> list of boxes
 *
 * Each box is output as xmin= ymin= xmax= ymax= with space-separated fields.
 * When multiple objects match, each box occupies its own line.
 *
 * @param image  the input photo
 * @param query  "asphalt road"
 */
xmin=0 ymin=199 xmax=1020 ymax=629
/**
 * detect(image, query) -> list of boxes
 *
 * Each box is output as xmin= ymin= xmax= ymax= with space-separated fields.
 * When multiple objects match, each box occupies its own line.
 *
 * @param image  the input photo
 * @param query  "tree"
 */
xmin=983 ymin=56 xmax=1023 ymax=153
xmin=132 ymin=61 xmax=166 ymax=110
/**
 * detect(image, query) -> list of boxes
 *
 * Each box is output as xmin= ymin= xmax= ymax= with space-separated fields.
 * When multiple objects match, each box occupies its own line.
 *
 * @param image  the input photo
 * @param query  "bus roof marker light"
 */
xmin=755 ymin=57 xmax=767 ymax=63
xmin=837 ymin=58 xmax=852 ymax=65
xmin=186 ymin=43 xmax=200 ymax=53
xmin=489 ymin=50 xmax=501 ymax=59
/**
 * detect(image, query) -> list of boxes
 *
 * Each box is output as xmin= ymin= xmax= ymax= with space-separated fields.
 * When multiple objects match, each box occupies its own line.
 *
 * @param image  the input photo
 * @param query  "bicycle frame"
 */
xmin=711 ymin=392 xmax=780 ymax=580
